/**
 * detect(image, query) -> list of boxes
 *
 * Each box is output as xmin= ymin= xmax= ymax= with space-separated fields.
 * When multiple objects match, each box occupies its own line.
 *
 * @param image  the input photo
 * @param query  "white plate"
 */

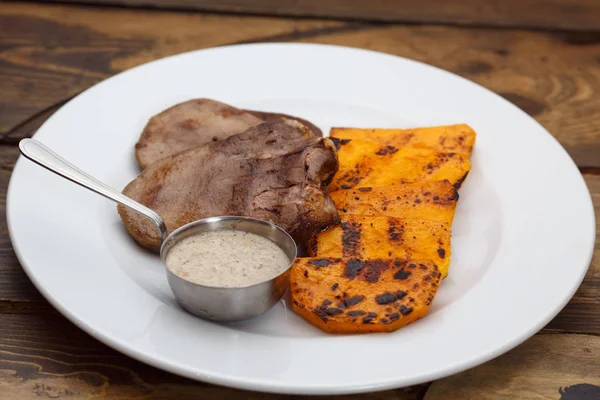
xmin=7 ymin=43 xmax=595 ymax=395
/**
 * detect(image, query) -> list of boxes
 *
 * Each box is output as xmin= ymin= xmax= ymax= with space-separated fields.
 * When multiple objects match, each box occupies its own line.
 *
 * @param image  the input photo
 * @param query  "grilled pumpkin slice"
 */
xmin=290 ymin=257 xmax=441 ymax=333
xmin=329 ymin=139 xmax=470 ymax=192
xmin=330 ymin=124 xmax=476 ymax=156
xmin=331 ymin=181 xmax=458 ymax=224
xmin=308 ymin=215 xmax=451 ymax=278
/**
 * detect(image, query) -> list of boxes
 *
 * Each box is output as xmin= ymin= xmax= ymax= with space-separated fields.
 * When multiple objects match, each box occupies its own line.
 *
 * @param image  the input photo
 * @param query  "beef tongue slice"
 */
xmin=135 ymin=98 xmax=322 ymax=169
xmin=120 ymin=119 xmax=339 ymax=251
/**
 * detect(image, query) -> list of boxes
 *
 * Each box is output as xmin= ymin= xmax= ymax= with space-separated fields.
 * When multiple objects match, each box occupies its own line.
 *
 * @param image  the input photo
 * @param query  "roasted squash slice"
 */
xmin=290 ymin=257 xmax=441 ymax=333
xmin=330 ymin=124 xmax=476 ymax=155
xmin=329 ymin=139 xmax=470 ymax=192
xmin=331 ymin=181 xmax=458 ymax=224
xmin=308 ymin=215 xmax=451 ymax=278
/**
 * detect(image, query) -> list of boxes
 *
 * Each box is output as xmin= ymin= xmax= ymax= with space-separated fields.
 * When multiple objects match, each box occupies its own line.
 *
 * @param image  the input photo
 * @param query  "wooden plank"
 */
xmin=2 ymin=4 xmax=600 ymax=168
xmin=0 ymin=2 xmax=343 ymax=137
xmin=0 ymin=314 xmax=424 ymax=399
xmin=38 ymin=0 xmax=600 ymax=31
xmin=292 ymin=25 xmax=600 ymax=169
xmin=543 ymin=174 xmax=600 ymax=335
xmin=425 ymin=334 xmax=600 ymax=399
xmin=0 ymin=146 xmax=46 ymax=306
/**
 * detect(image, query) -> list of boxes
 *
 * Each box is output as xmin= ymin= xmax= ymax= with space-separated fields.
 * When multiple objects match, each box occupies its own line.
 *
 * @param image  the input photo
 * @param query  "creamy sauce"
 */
xmin=165 ymin=230 xmax=290 ymax=288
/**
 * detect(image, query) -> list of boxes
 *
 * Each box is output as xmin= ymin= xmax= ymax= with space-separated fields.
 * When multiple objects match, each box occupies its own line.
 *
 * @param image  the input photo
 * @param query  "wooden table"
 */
xmin=1 ymin=1 xmax=598 ymax=398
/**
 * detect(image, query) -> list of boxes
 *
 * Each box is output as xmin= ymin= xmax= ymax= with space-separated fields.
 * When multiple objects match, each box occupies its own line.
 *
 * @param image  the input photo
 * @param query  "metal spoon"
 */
xmin=18 ymin=138 xmax=297 ymax=322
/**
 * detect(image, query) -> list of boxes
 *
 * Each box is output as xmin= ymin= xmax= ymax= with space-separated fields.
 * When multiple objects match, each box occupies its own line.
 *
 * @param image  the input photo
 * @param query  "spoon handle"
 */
xmin=19 ymin=139 xmax=168 ymax=244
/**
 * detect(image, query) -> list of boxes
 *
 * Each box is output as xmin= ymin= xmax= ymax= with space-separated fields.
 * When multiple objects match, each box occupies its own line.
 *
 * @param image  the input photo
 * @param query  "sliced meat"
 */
xmin=135 ymin=98 xmax=322 ymax=169
xmin=135 ymin=99 xmax=260 ymax=169
xmin=120 ymin=119 xmax=339 ymax=252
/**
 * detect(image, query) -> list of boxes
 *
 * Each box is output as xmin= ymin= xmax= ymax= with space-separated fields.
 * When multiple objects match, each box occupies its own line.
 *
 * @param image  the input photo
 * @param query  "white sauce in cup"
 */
xmin=165 ymin=230 xmax=291 ymax=288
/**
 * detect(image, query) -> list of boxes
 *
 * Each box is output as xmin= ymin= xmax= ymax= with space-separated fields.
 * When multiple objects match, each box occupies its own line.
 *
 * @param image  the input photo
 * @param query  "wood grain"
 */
xmin=424 ymin=334 xmax=600 ymax=399
xmin=0 ymin=3 xmax=598 ymax=397
xmin=0 ymin=314 xmax=424 ymax=399
xmin=2 ymin=3 xmax=600 ymax=167
xmin=544 ymin=174 xmax=600 ymax=335
xmin=0 ymin=2 xmax=343 ymax=136
xmin=0 ymin=146 xmax=46 ymax=306
xmin=38 ymin=0 xmax=600 ymax=31
xmin=291 ymin=25 xmax=600 ymax=169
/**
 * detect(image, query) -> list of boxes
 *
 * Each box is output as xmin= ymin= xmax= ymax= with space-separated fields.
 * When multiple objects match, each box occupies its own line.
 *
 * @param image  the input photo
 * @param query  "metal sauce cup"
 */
xmin=161 ymin=216 xmax=296 ymax=321
xmin=19 ymin=139 xmax=298 ymax=322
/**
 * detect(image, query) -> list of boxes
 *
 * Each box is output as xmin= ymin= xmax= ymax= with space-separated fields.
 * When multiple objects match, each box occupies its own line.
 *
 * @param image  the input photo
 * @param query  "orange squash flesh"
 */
xmin=290 ymin=257 xmax=441 ymax=333
xmin=331 ymin=181 xmax=458 ymax=224
xmin=291 ymin=124 xmax=476 ymax=333
xmin=329 ymin=139 xmax=470 ymax=192
xmin=308 ymin=215 xmax=451 ymax=278
xmin=330 ymin=124 xmax=476 ymax=155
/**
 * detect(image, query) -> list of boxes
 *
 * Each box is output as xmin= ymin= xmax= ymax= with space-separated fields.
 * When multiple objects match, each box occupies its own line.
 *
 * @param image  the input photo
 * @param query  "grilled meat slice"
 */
xmin=135 ymin=98 xmax=322 ymax=169
xmin=120 ymin=119 xmax=339 ymax=251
